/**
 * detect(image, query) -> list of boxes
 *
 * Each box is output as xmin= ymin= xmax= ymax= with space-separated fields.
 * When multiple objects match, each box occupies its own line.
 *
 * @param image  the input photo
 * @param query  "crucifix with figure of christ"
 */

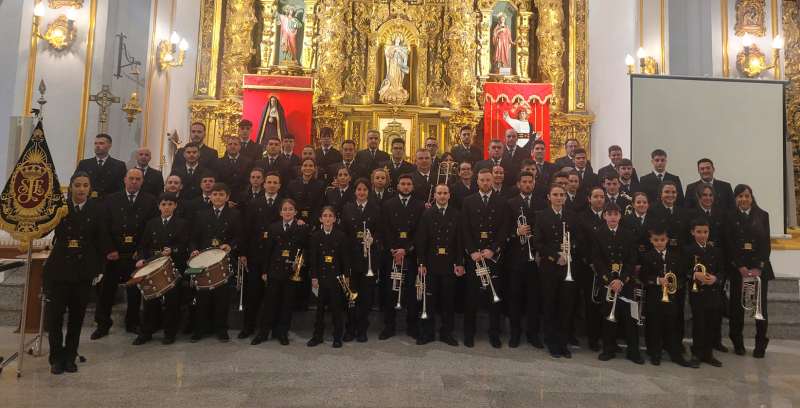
xmin=89 ymin=85 xmax=120 ymax=133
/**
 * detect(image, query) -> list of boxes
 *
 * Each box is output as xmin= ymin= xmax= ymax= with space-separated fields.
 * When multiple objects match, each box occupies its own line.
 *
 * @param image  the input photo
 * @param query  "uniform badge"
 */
xmin=611 ymin=263 xmax=621 ymax=273
xmin=669 ymin=238 xmax=678 ymax=247
xmin=91 ymin=191 xmax=98 ymax=198
xmin=263 ymin=232 xmax=269 ymax=239
xmin=437 ymin=247 xmax=447 ymax=255
xmin=301 ymin=210 xmax=309 ymax=218
xmin=480 ymin=231 xmax=489 ymax=239
xmin=282 ymin=250 xmax=290 ymax=257
xmin=324 ymin=256 xmax=334 ymax=263
xmin=124 ymin=236 xmax=134 ymax=244
xmin=357 ymin=231 xmax=364 ymax=239
xmin=67 ymin=240 xmax=80 ymax=248
xmin=211 ymin=239 xmax=220 ymax=247
xmin=743 ymin=242 xmax=753 ymax=250
xmin=399 ymin=232 xmax=407 ymax=239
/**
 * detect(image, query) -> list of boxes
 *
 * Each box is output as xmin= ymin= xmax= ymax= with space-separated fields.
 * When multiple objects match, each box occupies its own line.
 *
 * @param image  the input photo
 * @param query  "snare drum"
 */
xmin=186 ymin=248 xmax=231 ymax=290
xmin=129 ymin=256 xmax=178 ymax=300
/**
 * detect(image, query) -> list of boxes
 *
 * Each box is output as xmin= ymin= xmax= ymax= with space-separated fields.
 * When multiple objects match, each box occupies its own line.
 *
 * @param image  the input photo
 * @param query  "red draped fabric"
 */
xmin=242 ymin=74 xmax=314 ymax=154
xmin=482 ymin=82 xmax=553 ymax=160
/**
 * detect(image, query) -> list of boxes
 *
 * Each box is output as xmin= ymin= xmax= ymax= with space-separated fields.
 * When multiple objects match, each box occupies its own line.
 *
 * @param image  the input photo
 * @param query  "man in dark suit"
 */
xmin=450 ymin=161 xmax=475 ymax=209
xmin=133 ymin=147 xmax=164 ymax=197
xmin=597 ymin=145 xmax=639 ymax=183
xmin=281 ymin=134 xmax=301 ymax=173
xmin=256 ymin=137 xmax=295 ymax=182
xmin=450 ymin=125 xmax=482 ymax=164
xmin=531 ymin=139 xmax=557 ymax=186
xmin=553 ymin=138 xmax=593 ymax=173
xmin=639 ymin=149 xmax=684 ymax=206
xmin=92 ymin=168 xmax=158 ymax=340
xmin=170 ymin=142 xmax=211 ymax=200
xmin=237 ymin=119 xmax=264 ymax=162
xmin=384 ymin=138 xmax=415 ymax=188
xmin=327 ymin=140 xmax=365 ymax=185
xmin=411 ymin=149 xmax=435 ymax=204
xmin=172 ymin=122 xmax=219 ymax=171
xmin=315 ymin=127 xmax=342 ymax=181
xmin=502 ymin=129 xmax=531 ymax=168
xmin=602 ymin=172 xmax=632 ymax=210
xmin=573 ymin=148 xmax=599 ymax=195
xmin=684 ymin=158 xmax=734 ymax=210
xmin=475 ymin=139 xmax=516 ymax=187
xmin=425 ymin=136 xmax=442 ymax=171
xmin=617 ymin=158 xmax=640 ymax=197
xmin=76 ymin=133 xmax=127 ymax=201
xmin=217 ymin=137 xmax=254 ymax=197
xmin=354 ymin=129 xmax=390 ymax=175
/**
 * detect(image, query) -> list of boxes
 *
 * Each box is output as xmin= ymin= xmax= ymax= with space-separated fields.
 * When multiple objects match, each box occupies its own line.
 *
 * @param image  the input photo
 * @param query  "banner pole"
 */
xmin=16 ymin=245 xmax=33 ymax=377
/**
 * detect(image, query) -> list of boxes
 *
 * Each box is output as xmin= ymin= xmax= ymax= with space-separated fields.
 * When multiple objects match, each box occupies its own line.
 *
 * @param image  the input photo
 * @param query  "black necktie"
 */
xmin=493 ymin=159 xmax=499 ymax=166
xmin=660 ymin=251 xmax=666 ymax=262
xmin=128 ymin=194 xmax=135 ymax=205
xmin=706 ymin=210 xmax=711 ymax=216
xmin=524 ymin=196 xmax=530 ymax=209
xmin=639 ymin=216 xmax=644 ymax=226
xmin=401 ymin=198 xmax=408 ymax=207
xmin=98 ymin=159 xmax=104 ymax=167
xmin=440 ymin=207 xmax=445 ymax=216
xmin=188 ymin=167 xmax=194 ymax=176
xmin=74 ymin=204 xmax=81 ymax=213
xmin=377 ymin=192 xmax=382 ymax=200
xmin=232 ymin=157 xmax=237 ymax=165
xmin=204 ymin=196 xmax=210 ymax=204
xmin=215 ymin=209 xmax=221 ymax=218
xmin=579 ymin=170 xmax=584 ymax=180
xmin=358 ymin=204 xmax=364 ymax=213
xmin=284 ymin=223 xmax=289 ymax=231
xmin=267 ymin=197 xmax=274 ymax=206
xmin=482 ymin=195 xmax=489 ymax=206
xmin=163 ymin=218 xmax=169 ymax=226
xmin=610 ymin=197 xmax=616 ymax=205
xmin=657 ymin=174 xmax=664 ymax=182
xmin=269 ymin=158 xmax=275 ymax=167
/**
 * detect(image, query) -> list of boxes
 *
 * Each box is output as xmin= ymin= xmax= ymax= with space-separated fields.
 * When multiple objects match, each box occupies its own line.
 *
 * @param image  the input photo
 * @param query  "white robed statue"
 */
xmin=378 ymin=36 xmax=410 ymax=104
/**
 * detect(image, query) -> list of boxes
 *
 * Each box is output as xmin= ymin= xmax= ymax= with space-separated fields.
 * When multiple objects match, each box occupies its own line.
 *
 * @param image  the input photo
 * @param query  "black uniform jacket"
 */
xmin=309 ymin=228 xmax=350 ymax=284
xmin=262 ymin=220 xmax=310 ymax=281
xmin=44 ymin=200 xmax=111 ymax=284
xmin=104 ymin=191 xmax=158 ymax=256
xmin=138 ymin=216 xmax=190 ymax=271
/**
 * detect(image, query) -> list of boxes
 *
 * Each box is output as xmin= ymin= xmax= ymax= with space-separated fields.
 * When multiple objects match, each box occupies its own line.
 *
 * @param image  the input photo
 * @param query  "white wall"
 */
xmin=0 ymin=1 xmax=25 ymax=182
xmin=588 ymin=0 xmax=638 ymax=167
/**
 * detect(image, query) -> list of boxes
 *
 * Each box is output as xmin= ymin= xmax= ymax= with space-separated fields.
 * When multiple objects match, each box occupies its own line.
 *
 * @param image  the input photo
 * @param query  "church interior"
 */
xmin=1 ymin=0 xmax=800 ymax=406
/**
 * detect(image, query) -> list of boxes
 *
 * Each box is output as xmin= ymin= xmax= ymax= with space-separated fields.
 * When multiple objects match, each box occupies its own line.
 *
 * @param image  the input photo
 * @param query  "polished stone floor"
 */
xmin=0 ymin=327 xmax=799 ymax=408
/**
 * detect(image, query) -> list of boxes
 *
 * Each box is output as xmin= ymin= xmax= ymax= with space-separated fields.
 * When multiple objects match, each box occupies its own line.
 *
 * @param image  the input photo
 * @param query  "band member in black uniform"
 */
xmin=164 ymin=175 xmax=191 ymax=221
xmin=170 ymin=142 xmax=209 ymax=200
xmin=451 ymin=125 xmax=483 ymax=165
xmin=461 ymin=168 xmax=509 ymax=348
xmin=564 ymin=170 xmax=588 ymax=214
xmin=684 ymin=158 xmax=735 ymax=210
xmin=726 ymin=184 xmax=772 ymax=358
xmin=384 ymin=138 xmax=415 ymax=188
xmin=134 ymin=147 xmax=164 ymax=197
xmin=425 ymin=137 xmax=442 ymax=171
xmin=237 ymin=119 xmax=264 ymax=162
xmin=416 ymin=184 xmax=463 ymax=346
xmin=531 ymin=140 xmax=557 ymax=187
xmin=132 ymin=193 xmax=190 ymax=345
xmin=574 ymin=186 xmax=607 ymax=350
xmin=240 ymin=172 xmax=283 ymax=340
xmin=685 ymin=218 xmax=724 ymax=367
xmin=257 ymin=138 xmax=295 ymax=183
xmin=327 ymin=140 xmax=364 ymax=184
xmin=573 ymin=148 xmax=599 ymax=195
xmin=324 ymin=167 xmax=354 ymax=216
xmin=370 ymin=168 xmax=395 ymax=204
xmin=44 ymin=172 xmax=111 ymax=374
xmin=314 ymin=127 xmax=342 ymax=182
xmin=354 ymin=130 xmax=391 ymax=175
xmin=475 ymin=140 xmax=516 ymax=187
xmin=554 ymin=138 xmax=584 ymax=171
xmin=340 ymin=179 xmax=383 ymax=342
xmin=597 ymin=145 xmax=639 ymax=183
xmin=502 ymin=129 xmax=531 ymax=169
xmin=92 ymin=168 xmax=158 ymax=340
xmin=639 ymin=149 xmax=684 ymax=206
xmin=287 ymin=158 xmax=325 ymax=225
xmin=182 ymin=171 xmax=217 ymax=224
xmin=189 ymin=183 xmax=243 ymax=342
xmin=617 ymin=158 xmax=639 ymax=197
xmin=76 ymin=134 xmax=127 ymax=201
xmin=172 ymin=122 xmax=219 ymax=171
xmin=594 ymin=204 xmax=643 ymax=364
xmin=640 ymin=228 xmax=697 ymax=367
xmin=379 ymin=174 xmax=425 ymax=341
xmin=533 ymin=184 xmax=578 ymax=358
xmin=450 ymin=161 xmax=475 ymax=209
xmin=252 ymin=199 xmax=309 ymax=346
xmin=218 ymin=137 xmax=254 ymax=199
xmin=623 ymin=192 xmax=655 ymax=261
xmin=491 ymin=165 xmax=515 ymax=199
xmin=506 ymin=171 xmax=543 ymax=348
xmin=411 ymin=149 xmax=434 ymax=204
xmin=308 ymin=206 xmax=350 ymax=348
xmin=602 ymin=172 xmax=631 ymax=210
xmin=234 ymin=167 xmax=266 ymax=212
xmin=281 ymin=134 xmax=301 ymax=174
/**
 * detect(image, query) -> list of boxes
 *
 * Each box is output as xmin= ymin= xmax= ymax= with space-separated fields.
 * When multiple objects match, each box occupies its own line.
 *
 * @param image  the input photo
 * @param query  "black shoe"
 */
xmin=463 ymin=337 xmax=474 ymax=348
xmin=753 ymin=348 xmax=766 ymax=358
xmin=416 ymin=335 xmax=431 ymax=346
xmin=650 ymin=356 xmax=661 ymax=366
xmin=673 ymin=356 xmax=699 ymax=368
xmin=218 ymin=332 xmax=230 ymax=343
xmin=613 ymin=344 xmax=623 ymax=353
xmin=90 ymin=328 xmax=109 ymax=340
xmin=713 ymin=343 xmax=729 ymax=353
xmin=63 ymin=361 xmax=78 ymax=373
xmin=251 ymin=334 xmax=267 ymax=345
xmin=50 ymin=361 xmax=64 ymax=375
xmin=527 ymin=336 xmax=544 ymax=349
xmin=733 ymin=344 xmax=746 ymax=356
xmin=132 ymin=335 xmax=152 ymax=346
xmin=509 ymin=334 xmax=520 ymax=348
xmin=568 ymin=337 xmax=580 ymax=347
xmin=489 ymin=335 xmax=502 ymax=349
xmin=162 ymin=336 xmax=175 ymax=345
xmin=440 ymin=335 xmax=458 ymax=347
xmin=627 ymin=353 xmax=645 ymax=365
xmin=279 ymin=335 xmax=290 ymax=346
xmin=356 ymin=333 xmax=368 ymax=343
xmin=378 ymin=328 xmax=395 ymax=340
xmin=561 ymin=347 xmax=572 ymax=358
xmin=307 ymin=337 xmax=323 ymax=347
xmin=343 ymin=332 xmax=355 ymax=342
xmin=598 ymin=352 xmax=615 ymax=361
xmin=406 ymin=328 xmax=419 ymax=340
xmin=332 ymin=339 xmax=342 ymax=348
xmin=549 ymin=348 xmax=562 ymax=359
xmin=189 ymin=334 xmax=202 ymax=343
xmin=588 ymin=341 xmax=601 ymax=352
xmin=237 ymin=330 xmax=252 ymax=339
xmin=702 ymin=356 xmax=723 ymax=367
xmin=126 ymin=325 xmax=139 ymax=334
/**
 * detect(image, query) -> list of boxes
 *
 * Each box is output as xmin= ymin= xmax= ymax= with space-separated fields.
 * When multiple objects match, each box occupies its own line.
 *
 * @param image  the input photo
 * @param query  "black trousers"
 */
xmin=241 ymin=259 xmax=265 ymax=333
xmin=690 ymin=288 xmax=722 ymax=359
xmin=347 ymin=256 xmax=377 ymax=336
xmin=602 ymin=291 xmax=640 ymax=355
xmin=421 ymin=272 xmax=456 ymax=339
xmin=141 ymin=284 xmax=182 ymax=338
xmin=574 ymin=262 xmax=602 ymax=344
xmin=194 ymin=285 xmax=230 ymax=336
xmin=507 ymin=259 xmax=541 ymax=340
xmin=260 ymin=279 xmax=295 ymax=337
xmin=313 ymin=282 xmax=345 ymax=340
xmin=644 ymin=286 xmax=683 ymax=358
xmin=46 ymin=282 xmax=91 ymax=365
xmin=729 ymin=275 xmax=769 ymax=347
xmin=540 ymin=260 xmax=577 ymax=352
xmin=95 ymin=258 xmax=141 ymax=330
xmin=464 ymin=260 xmax=503 ymax=339
xmin=382 ymin=258 xmax=418 ymax=333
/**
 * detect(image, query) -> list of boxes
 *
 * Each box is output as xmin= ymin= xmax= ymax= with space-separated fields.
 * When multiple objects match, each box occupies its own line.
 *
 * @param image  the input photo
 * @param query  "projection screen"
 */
xmin=631 ymin=75 xmax=786 ymax=235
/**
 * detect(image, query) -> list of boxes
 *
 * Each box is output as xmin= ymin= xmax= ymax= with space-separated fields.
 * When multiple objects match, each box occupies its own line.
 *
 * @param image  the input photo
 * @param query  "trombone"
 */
xmin=517 ymin=206 xmax=535 ymax=262
xmin=416 ymin=273 xmax=428 ymax=319
xmin=337 ymin=275 xmax=358 ymax=308
xmin=562 ymin=222 xmax=574 ymax=282
xmin=391 ymin=261 xmax=405 ymax=310
xmin=363 ymin=221 xmax=374 ymax=277
xmin=742 ymin=276 xmax=765 ymax=321
xmin=428 ymin=160 xmax=457 ymax=204
xmin=290 ymin=248 xmax=304 ymax=283
xmin=236 ymin=257 xmax=247 ymax=311
xmin=661 ymin=264 xmax=678 ymax=303
xmin=475 ymin=257 xmax=501 ymax=303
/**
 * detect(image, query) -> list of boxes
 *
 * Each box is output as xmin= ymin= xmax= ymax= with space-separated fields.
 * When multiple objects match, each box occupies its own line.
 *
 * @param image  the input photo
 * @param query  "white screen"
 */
xmin=631 ymin=75 xmax=785 ymax=235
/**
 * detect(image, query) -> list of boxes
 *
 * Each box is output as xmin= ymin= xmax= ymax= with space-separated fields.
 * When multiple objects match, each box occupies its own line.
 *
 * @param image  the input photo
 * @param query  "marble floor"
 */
xmin=0 ymin=327 xmax=799 ymax=408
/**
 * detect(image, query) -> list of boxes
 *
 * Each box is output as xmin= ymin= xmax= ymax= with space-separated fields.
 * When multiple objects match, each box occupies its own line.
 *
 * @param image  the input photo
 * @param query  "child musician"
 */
xmin=685 ymin=218 xmax=724 ymax=367
xmin=307 ymin=206 xmax=351 ymax=348
xmin=133 ymin=193 xmax=190 ymax=345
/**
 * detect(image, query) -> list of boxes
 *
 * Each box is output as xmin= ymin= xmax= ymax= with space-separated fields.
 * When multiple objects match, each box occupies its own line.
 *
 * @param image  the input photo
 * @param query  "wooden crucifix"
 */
xmin=89 ymin=85 xmax=120 ymax=133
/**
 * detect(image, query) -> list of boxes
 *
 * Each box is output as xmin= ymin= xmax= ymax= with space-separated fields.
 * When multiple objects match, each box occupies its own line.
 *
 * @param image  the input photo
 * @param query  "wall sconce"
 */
xmin=736 ymin=33 xmax=784 ymax=78
xmin=157 ymin=31 xmax=189 ymax=71
xmin=33 ymin=3 xmax=78 ymax=51
xmin=122 ymin=92 xmax=142 ymax=124
xmin=625 ymin=54 xmax=635 ymax=74
xmin=636 ymin=48 xmax=660 ymax=75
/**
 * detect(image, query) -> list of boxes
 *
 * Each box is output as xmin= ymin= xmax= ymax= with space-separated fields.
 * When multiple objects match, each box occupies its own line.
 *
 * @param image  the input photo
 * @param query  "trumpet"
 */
xmin=660 ymin=264 xmax=678 ymax=303
xmin=391 ymin=261 xmax=405 ymax=310
xmin=517 ymin=206 xmax=535 ymax=261
xmin=337 ymin=275 xmax=358 ymax=308
xmin=590 ymin=266 xmax=603 ymax=304
xmin=606 ymin=284 xmax=619 ymax=322
xmin=562 ymin=222 xmax=574 ymax=282
xmin=691 ymin=260 xmax=708 ymax=293
xmin=363 ymin=221 xmax=374 ymax=277
xmin=428 ymin=160 xmax=457 ymax=203
xmin=742 ymin=276 xmax=765 ymax=321
xmin=416 ymin=273 xmax=428 ymax=319
xmin=290 ymin=248 xmax=304 ymax=282
xmin=624 ymin=204 xmax=634 ymax=216
xmin=475 ymin=257 xmax=501 ymax=303
xmin=632 ymin=284 xmax=646 ymax=326
xmin=237 ymin=257 xmax=247 ymax=311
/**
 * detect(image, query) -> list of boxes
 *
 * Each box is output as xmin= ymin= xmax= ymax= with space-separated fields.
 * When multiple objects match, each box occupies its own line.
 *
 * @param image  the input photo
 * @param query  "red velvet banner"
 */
xmin=242 ymin=74 xmax=314 ymax=154
xmin=482 ymin=82 xmax=553 ymax=160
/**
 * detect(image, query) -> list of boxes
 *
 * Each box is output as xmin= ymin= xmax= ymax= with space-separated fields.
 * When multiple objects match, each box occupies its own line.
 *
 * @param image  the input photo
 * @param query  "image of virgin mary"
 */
xmin=256 ymin=96 xmax=290 ymax=145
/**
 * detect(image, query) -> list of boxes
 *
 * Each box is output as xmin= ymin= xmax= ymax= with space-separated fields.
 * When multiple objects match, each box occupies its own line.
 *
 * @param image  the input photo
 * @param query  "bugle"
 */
xmin=562 ymin=222 xmax=574 ymax=282
xmin=691 ymin=261 xmax=708 ymax=293
xmin=391 ymin=261 xmax=405 ymax=310
xmin=416 ymin=273 xmax=428 ymax=320
xmin=337 ymin=275 xmax=358 ymax=308
xmin=605 ymin=285 xmax=619 ymax=322
xmin=661 ymin=264 xmax=677 ymax=303
xmin=517 ymin=206 xmax=535 ymax=262
xmin=742 ymin=276 xmax=765 ymax=321
xmin=363 ymin=221 xmax=374 ymax=277
xmin=290 ymin=248 xmax=304 ymax=283
xmin=475 ymin=257 xmax=501 ymax=303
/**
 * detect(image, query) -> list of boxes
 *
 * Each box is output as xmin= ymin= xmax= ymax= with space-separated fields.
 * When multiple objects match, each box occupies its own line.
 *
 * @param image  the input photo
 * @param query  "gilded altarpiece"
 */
xmin=189 ymin=0 xmax=593 ymax=158
xmin=783 ymin=0 xmax=800 ymax=220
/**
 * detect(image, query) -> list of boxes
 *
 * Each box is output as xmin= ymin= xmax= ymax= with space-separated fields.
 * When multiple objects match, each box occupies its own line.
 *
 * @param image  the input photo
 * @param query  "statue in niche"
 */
xmin=492 ymin=12 xmax=514 ymax=74
xmin=378 ymin=35 xmax=410 ymax=105
xmin=277 ymin=3 xmax=304 ymax=64
xmin=256 ymin=96 xmax=289 ymax=145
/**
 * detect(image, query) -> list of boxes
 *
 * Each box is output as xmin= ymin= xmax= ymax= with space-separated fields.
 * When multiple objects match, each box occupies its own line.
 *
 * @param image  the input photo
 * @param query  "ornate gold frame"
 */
xmin=478 ymin=0 xmax=532 ymax=83
xmin=735 ymin=0 xmax=767 ymax=37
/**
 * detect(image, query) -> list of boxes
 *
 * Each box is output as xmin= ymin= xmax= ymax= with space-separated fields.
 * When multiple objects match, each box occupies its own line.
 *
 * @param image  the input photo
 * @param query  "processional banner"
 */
xmin=242 ymin=74 xmax=313 ymax=154
xmin=482 ymin=82 xmax=553 ymax=160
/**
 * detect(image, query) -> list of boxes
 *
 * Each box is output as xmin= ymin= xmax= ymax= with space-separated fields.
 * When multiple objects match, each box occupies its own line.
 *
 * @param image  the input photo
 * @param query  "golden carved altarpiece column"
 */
xmin=189 ymin=0 xmax=593 ymax=158
xmin=782 ymin=0 xmax=800 ymax=220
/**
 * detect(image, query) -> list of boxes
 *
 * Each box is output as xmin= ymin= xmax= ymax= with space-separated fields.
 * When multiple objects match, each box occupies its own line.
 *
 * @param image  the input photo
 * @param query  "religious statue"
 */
xmin=734 ymin=0 xmax=766 ymax=36
xmin=492 ymin=13 xmax=514 ymax=74
xmin=277 ymin=4 xmax=304 ymax=64
xmin=503 ymin=109 xmax=531 ymax=136
xmin=256 ymin=96 xmax=289 ymax=144
xmin=378 ymin=35 xmax=410 ymax=105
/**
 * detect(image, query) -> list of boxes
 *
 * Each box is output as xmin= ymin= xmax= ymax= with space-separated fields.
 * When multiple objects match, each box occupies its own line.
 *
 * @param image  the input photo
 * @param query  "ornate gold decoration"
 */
xmin=88 ymin=85 xmax=120 ymax=133
xmin=641 ymin=57 xmax=660 ymax=74
xmin=446 ymin=0 xmax=478 ymax=109
xmin=42 ymin=14 xmax=77 ymax=51
xmin=221 ymin=0 xmax=256 ymax=99
xmin=49 ymin=0 xmax=83 ymax=8
xmin=550 ymin=112 xmax=594 ymax=158
xmin=313 ymin=0 xmax=346 ymax=104
xmin=76 ymin=0 xmax=97 ymax=166
xmin=722 ymin=0 xmax=731 ymax=77
xmin=381 ymin=119 xmax=409 ymax=151
xmin=783 ymin=0 xmax=800 ymax=221
xmin=569 ymin=0 xmax=589 ymax=111
xmin=535 ymin=0 xmax=566 ymax=112
xmin=737 ymin=42 xmax=768 ymax=77
xmin=157 ymin=34 xmax=189 ymax=71
xmin=735 ymin=0 xmax=767 ymax=37
xmin=313 ymin=104 xmax=345 ymax=145
xmin=122 ymin=92 xmax=142 ymax=124
xmin=194 ymin=0 xmax=224 ymax=98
